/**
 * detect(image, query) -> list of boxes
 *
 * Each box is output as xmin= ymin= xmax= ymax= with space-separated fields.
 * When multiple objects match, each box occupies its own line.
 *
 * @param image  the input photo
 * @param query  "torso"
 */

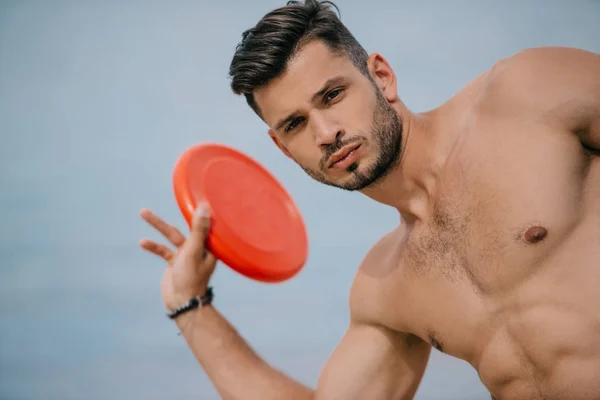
xmin=357 ymin=69 xmax=600 ymax=399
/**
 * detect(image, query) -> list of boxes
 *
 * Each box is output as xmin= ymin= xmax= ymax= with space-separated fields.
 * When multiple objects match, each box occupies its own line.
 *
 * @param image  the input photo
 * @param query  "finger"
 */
xmin=204 ymin=249 xmax=217 ymax=266
xmin=198 ymin=249 xmax=218 ymax=276
xmin=139 ymin=239 xmax=175 ymax=262
xmin=140 ymin=208 xmax=186 ymax=247
xmin=186 ymin=203 xmax=212 ymax=261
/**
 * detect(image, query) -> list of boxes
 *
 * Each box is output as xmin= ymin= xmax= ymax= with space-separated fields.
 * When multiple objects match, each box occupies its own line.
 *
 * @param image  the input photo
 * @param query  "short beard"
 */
xmin=301 ymin=86 xmax=403 ymax=191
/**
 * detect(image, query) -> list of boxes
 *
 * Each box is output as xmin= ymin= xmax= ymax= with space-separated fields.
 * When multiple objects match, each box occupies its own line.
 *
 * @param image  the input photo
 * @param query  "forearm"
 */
xmin=176 ymin=305 xmax=314 ymax=400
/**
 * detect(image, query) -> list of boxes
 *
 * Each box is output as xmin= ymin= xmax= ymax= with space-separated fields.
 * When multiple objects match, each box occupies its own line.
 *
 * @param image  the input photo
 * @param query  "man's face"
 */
xmin=254 ymin=41 xmax=403 ymax=191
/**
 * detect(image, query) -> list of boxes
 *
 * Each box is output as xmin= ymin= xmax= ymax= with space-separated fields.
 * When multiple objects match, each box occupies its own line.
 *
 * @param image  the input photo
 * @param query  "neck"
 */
xmin=360 ymin=103 xmax=457 ymax=224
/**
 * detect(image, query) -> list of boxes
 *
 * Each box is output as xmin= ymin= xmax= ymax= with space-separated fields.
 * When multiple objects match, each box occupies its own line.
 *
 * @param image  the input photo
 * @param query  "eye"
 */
xmin=285 ymin=116 xmax=304 ymax=132
xmin=325 ymin=88 xmax=343 ymax=104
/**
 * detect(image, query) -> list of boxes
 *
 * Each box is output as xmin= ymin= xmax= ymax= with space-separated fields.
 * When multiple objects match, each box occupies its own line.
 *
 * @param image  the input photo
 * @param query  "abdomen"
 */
xmin=477 ymin=257 xmax=600 ymax=400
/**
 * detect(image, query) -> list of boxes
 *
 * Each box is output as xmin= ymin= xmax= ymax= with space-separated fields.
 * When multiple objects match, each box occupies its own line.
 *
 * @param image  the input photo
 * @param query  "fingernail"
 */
xmin=196 ymin=204 xmax=210 ymax=217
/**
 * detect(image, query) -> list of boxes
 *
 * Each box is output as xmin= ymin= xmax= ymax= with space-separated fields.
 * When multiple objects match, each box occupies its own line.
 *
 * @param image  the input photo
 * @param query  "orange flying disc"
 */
xmin=172 ymin=143 xmax=308 ymax=283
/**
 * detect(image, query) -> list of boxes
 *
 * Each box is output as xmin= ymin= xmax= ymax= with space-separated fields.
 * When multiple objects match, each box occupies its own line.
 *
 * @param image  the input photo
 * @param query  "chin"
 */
xmin=330 ymin=161 xmax=382 ymax=192
xmin=302 ymin=156 xmax=389 ymax=192
xmin=346 ymin=161 xmax=359 ymax=173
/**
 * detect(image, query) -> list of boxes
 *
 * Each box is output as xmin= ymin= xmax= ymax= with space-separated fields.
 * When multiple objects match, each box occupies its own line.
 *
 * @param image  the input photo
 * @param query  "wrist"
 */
xmin=173 ymin=303 xmax=215 ymax=334
xmin=167 ymin=286 xmax=214 ymax=320
xmin=173 ymin=284 xmax=210 ymax=307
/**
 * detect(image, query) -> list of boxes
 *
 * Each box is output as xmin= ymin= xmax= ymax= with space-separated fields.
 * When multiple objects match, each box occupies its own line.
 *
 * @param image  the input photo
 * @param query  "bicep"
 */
xmin=315 ymin=323 xmax=431 ymax=400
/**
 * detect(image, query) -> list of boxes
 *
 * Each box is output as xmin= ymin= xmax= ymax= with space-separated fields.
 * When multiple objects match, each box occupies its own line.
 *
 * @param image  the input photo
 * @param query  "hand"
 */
xmin=139 ymin=204 xmax=217 ymax=311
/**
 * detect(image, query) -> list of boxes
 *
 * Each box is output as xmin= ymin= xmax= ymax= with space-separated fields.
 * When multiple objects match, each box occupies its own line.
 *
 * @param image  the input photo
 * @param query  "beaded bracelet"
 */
xmin=167 ymin=287 xmax=214 ymax=320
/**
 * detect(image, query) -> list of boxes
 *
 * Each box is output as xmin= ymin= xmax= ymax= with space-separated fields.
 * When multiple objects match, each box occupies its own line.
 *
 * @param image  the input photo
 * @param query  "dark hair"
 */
xmin=228 ymin=0 xmax=370 ymax=116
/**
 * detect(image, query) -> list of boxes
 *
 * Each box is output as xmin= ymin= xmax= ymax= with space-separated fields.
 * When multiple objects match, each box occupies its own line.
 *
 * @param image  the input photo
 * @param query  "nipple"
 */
xmin=523 ymin=226 xmax=548 ymax=244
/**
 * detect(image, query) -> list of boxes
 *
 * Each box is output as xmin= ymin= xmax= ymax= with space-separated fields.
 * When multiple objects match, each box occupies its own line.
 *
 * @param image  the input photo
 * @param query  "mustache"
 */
xmin=320 ymin=137 xmax=363 ymax=169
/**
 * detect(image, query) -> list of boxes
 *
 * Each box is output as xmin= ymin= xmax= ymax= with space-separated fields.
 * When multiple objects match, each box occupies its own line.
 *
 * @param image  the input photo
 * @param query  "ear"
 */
xmin=268 ymin=129 xmax=294 ymax=160
xmin=367 ymin=53 xmax=398 ymax=102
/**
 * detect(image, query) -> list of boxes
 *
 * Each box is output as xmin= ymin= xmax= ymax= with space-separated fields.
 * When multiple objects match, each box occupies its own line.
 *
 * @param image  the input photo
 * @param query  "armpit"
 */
xmin=577 ymin=119 xmax=600 ymax=154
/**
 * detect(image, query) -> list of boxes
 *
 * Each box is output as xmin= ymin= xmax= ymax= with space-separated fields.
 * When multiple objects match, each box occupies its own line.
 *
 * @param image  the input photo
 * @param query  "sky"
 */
xmin=1 ymin=1 xmax=599 ymax=399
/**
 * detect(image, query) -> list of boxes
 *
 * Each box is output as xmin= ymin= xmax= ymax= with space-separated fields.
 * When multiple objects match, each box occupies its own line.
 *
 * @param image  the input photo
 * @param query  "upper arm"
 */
xmin=315 ymin=322 xmax=431 ymax=400
xmin=315 ymin=233 xmax=430 ymax=400
xmin=483 ymin=46 xmax=600 ymax=150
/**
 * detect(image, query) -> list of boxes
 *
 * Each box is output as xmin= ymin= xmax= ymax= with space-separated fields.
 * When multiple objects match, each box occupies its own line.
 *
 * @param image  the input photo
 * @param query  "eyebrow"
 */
xmin=274 ymin=75 xmax=346 ymax=132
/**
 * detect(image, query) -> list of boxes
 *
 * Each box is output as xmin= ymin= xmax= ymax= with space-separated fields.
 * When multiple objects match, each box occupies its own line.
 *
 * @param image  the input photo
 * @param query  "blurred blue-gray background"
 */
xmin=1 ymin=1 xmax=599 ymax=399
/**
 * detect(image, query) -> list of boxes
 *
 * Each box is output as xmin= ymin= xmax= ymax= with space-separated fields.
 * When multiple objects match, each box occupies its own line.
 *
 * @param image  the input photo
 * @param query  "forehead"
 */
xmin=254 ymin=41 xmax=359 ymax=125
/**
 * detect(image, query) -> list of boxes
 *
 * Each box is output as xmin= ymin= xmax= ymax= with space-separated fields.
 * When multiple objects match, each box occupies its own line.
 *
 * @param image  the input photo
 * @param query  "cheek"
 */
xmin=338 ymin=92 xmax=377 ymax=133
xmin=286 ymin=136 xmax=319 ymax=165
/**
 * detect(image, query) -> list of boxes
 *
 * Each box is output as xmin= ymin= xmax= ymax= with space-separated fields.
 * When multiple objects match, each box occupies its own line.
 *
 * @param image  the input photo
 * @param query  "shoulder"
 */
xmin=481 ymin=46 xmax=599 ymax=106
xmin=476 ymin=47 xmax=600 ymax=128
xmin=488 ymin=46 xmax=599 ymax=83
xmin=493 ymin=46 xmax=599 ymax=73
xmin=347 ymin=226 xmax=409 ymax=325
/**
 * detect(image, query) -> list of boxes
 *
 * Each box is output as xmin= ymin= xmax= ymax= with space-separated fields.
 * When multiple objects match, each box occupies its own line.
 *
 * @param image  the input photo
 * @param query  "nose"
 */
xmin=312 ymin=112 xmax=344 ymax=147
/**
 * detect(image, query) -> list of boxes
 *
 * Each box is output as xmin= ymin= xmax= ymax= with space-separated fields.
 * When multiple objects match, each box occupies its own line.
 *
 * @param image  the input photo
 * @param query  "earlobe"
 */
xmin=367 ymin=53 xmax=398 ymax=102
xmin=268 ymin=129 xmax=294 ymax=160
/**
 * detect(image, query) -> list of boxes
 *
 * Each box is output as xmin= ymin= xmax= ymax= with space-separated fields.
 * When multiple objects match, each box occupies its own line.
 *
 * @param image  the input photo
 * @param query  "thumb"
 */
xmin=187 ymin=203 xmax=211 ymax=260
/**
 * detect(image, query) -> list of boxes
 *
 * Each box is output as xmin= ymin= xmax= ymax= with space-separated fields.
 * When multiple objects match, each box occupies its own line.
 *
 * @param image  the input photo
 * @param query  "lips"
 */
xmin=327 ymin=143 xmax=361 ymax=168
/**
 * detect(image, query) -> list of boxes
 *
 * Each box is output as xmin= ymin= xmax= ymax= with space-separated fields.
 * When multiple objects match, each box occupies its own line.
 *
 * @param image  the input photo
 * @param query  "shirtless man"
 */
xmin=139 ymin=0 xmax=600 ymax=398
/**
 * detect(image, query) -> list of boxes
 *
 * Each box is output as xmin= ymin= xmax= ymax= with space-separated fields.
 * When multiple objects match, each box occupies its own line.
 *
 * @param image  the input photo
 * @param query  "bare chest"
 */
xmin=409 ymin=108 xmax=600 ymax=290
xmin=380 ymin=123 xmax=600 ymax=398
